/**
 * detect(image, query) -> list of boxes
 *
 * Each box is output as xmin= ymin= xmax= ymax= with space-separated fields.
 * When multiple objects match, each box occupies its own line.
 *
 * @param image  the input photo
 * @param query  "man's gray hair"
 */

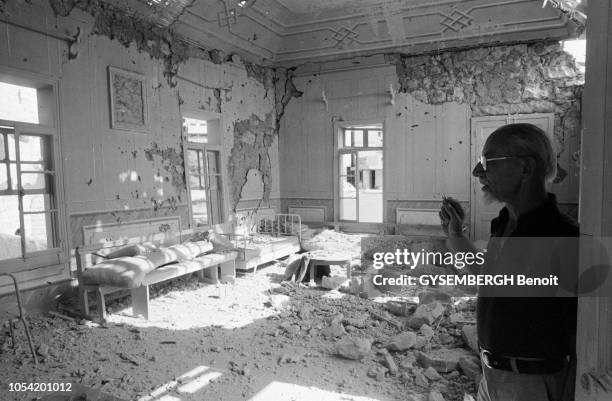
xmin=492 ymin=123 xmax=557 ymax=183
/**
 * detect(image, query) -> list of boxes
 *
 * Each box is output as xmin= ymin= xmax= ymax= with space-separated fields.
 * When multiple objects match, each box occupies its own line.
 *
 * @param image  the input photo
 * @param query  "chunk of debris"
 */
xmin=387 ymin=332 xmax=417 ymax=352
xmin=378 ymin=349 xmax=399 ymax=376
xmin=343 ymin=315 xmax=367 ymax=328
xmin=415 ymin=371 xmax=429 ymax=388
xmin=370 ymin=310 xmax=404 ymax=330
xmin=428 ymin=389 xmax=446 ymax=401
xmin=367 ymin=366 xmax=387 ymax=381
xmin=36 ymin=344 xmax=50 ymax=358
xmin=423 ymin=366 xmax=442 ymax=381
xmin=420 ymin=324 xmax=435 ymax=339
xmin=459 ymin=355 xmax=481 ymax=379
xmin=385 ymin=300 xmax=417 ymax=317
xmin=408 ymin=302 xmax=445 ymax=329
xmin=329 ymin=323 xmax=347 ymax=338
xmin=416 ymin=348 xmax=472 ymax=373
xmin=461 ymin=325 xmax=479 ymax=354
xmin=335 ymin=338 xmax=372 ymax=360
xmin=400 ymin=353 xmax=416 ymax=370
xmin=117 ymin=352 xmax=139 ymax=366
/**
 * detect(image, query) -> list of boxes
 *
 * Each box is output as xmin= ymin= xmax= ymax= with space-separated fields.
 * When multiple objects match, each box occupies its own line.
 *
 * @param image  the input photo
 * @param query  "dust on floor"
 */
xmin=0 ymin=261 xmax=477 ymax=401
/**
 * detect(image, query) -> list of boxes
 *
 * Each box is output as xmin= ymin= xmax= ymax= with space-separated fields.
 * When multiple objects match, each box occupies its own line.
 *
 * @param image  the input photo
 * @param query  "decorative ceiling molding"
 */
xmin=173 ymin=0 xmax=580 ymax=66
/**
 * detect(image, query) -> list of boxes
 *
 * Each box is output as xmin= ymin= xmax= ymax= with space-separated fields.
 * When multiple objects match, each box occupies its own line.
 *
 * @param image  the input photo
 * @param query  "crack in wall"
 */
xmin=274 ymin=67 xmax=303 ymax=135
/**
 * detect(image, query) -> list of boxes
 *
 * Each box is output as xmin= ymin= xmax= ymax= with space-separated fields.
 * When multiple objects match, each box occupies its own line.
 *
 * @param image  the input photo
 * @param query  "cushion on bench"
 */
xmin=82 ymin=240 xmax=214 ymax=288
xmin=82 ymin=255 xmax=156 ymax=288
xmin=103 ymin=242 xmax=159 ymax=259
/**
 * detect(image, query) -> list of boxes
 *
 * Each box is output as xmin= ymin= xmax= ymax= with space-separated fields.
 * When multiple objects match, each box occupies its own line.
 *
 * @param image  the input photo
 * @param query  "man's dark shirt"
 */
xmin=477 ymin=193 xmax=579 ymax=358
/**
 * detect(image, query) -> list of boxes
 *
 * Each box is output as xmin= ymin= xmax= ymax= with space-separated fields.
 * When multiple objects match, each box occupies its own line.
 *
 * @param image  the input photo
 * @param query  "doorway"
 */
xmin=338 ymin=126 xmax=383 ymax=223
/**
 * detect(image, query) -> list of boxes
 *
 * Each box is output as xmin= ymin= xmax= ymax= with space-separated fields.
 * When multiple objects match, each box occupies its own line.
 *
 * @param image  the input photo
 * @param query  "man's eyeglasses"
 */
xmin=478 ymin=155 xmax=519 ymax=171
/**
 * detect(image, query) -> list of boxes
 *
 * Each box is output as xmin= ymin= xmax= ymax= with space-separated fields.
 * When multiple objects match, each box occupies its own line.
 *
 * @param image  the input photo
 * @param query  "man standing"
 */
xmin=439 ymin=123 xmax=578 ymax=401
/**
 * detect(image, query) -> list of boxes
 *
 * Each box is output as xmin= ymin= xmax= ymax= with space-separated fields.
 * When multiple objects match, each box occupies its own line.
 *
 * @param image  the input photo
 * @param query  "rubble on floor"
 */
xmin=1 ymin=261 xmax=479 ymax=401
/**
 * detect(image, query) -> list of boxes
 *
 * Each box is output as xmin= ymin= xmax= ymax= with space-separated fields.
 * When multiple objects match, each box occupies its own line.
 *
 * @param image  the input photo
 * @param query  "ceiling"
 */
xmin=124 ymin=0 xmax=584 ymax=67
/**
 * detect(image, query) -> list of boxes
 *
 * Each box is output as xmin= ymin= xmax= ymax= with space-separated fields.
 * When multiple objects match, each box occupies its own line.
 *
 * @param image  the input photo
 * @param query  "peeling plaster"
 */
xmin=388 ymin=41 xmax=584 ymax=183
xmin=143 ymin=142 xmax=186 ymax=199
xmin=228 ymin=113 xmax=275 ymax=211
xmin=44 ymin=0 xmax=220 ymax=85
xmin=244 ymin=61 xmax=275 ymax=93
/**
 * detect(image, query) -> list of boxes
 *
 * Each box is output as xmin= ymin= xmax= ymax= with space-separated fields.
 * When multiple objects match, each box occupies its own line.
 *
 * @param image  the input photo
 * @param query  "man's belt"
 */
xmin=480 ymin=349 xmax=569 ymax=374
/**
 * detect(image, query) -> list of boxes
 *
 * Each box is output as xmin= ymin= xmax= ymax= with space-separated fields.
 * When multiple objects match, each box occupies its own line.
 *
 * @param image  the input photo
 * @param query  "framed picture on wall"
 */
xmin=108 ymin=66 xmax=148 ymax=131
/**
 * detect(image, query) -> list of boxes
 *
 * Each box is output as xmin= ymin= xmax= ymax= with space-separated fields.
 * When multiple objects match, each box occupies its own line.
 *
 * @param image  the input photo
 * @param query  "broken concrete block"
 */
xmin=379 ymin=350 xmax=399 ymax=376
xmin=343 ymin=316 xmax=367 ymax=328
xmin=420 ymin=324 xmax=435 ymax=339
xmin=461 ymin=325 xmax=479 ymax=354
xmin=400 ymin=354 xmax=415 ymax=370
xmin=335 ymin=338 xmax=372 ymax=360
xmin=385 ymin=300 xmax=417 ymax=317
xmin=423 ymin=366 xmax=442 ymax=381
xmin=428 ymin=389 xmax=446 ymax=401
xmin=459 ymin=356 xmax=481 ymax=380
xmin=417 ymin=348 xmax=472 ymax=373
xmin=450 ymin=312 xmax=475 ymax=325
xmin=367 ymin=366 xmax=387 ymax=381
xmin=386 ymin=332 xmax=417 ymax=351
xmin=438 ymin=332 xmax=454 ymax=345
xmin=36 ymin=344 xmax=50 ymax=357
xmin=418 ymin=290 xmax=452 ymax=305
xmin=415 ymin=371 xmax=429 ymax=388
xmin=408 ymin=302 xmax=445 ymax=329
xmin=322 ymin=276 xmax=349 ymax=290
xmin=414 ymin=335 xmax=429 ymax=350
xmin=330 ymin=323 xmax=347 ymax=338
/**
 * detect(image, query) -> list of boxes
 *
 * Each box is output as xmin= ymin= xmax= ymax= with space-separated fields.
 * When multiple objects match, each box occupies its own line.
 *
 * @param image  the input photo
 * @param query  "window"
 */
xmin=0 ymin=82 xmax=64 ymax=272
xmin=342 ymin=127 xmax=383 ymax=148
xmin=0 ymin=82 xmax=39 ymax=124
xmin=183 ymin=115 xmax=224 ymax=227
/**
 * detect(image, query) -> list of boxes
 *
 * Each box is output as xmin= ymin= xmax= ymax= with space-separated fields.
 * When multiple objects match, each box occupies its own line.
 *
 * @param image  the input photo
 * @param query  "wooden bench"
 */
xmin=75 ymin=226 xmax=236 ymax=321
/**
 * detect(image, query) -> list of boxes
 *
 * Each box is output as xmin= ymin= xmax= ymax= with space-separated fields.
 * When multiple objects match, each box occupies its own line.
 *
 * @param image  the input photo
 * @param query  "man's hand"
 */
xmin=439 ymin=196 xmax=465 ymax=237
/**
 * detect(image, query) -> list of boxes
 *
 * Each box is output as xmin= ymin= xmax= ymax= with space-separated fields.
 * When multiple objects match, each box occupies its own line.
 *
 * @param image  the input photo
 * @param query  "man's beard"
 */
xmin=482 ymin=187 xmax=502 ymax=205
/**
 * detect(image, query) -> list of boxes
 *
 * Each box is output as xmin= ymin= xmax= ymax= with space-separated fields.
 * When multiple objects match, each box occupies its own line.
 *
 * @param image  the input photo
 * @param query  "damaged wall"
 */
xmin=0 ymin=0 xmax=283 ymax=268
xmin=280 ymin=42 xmax=582 ymax=227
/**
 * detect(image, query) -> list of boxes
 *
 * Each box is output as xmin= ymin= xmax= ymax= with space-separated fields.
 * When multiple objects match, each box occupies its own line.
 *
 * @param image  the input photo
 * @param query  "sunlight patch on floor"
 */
xmin=137 ymin=365 xmax=222 ymax=401
xmin=248 ymin=381 xmax=384 ymax=401
xmin=104 ymin=266 xmax=288 ymax=330
xmin=177 ymin=371 xmax=222 ymax=393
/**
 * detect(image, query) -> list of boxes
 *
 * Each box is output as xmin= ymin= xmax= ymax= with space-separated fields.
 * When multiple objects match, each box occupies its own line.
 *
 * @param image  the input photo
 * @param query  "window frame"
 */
xmin=0 ymin=119 xmax=67 ymax=272
xmin=181 ymin=111 xmax=227 ymax=228
xmin=334 ymin=121 xmax=385 ymax=226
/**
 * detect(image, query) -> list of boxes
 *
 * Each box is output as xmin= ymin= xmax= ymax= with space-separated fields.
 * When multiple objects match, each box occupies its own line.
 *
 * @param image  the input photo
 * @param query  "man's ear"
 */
xmin=520 ymin=156 xmax=537 ymax=179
